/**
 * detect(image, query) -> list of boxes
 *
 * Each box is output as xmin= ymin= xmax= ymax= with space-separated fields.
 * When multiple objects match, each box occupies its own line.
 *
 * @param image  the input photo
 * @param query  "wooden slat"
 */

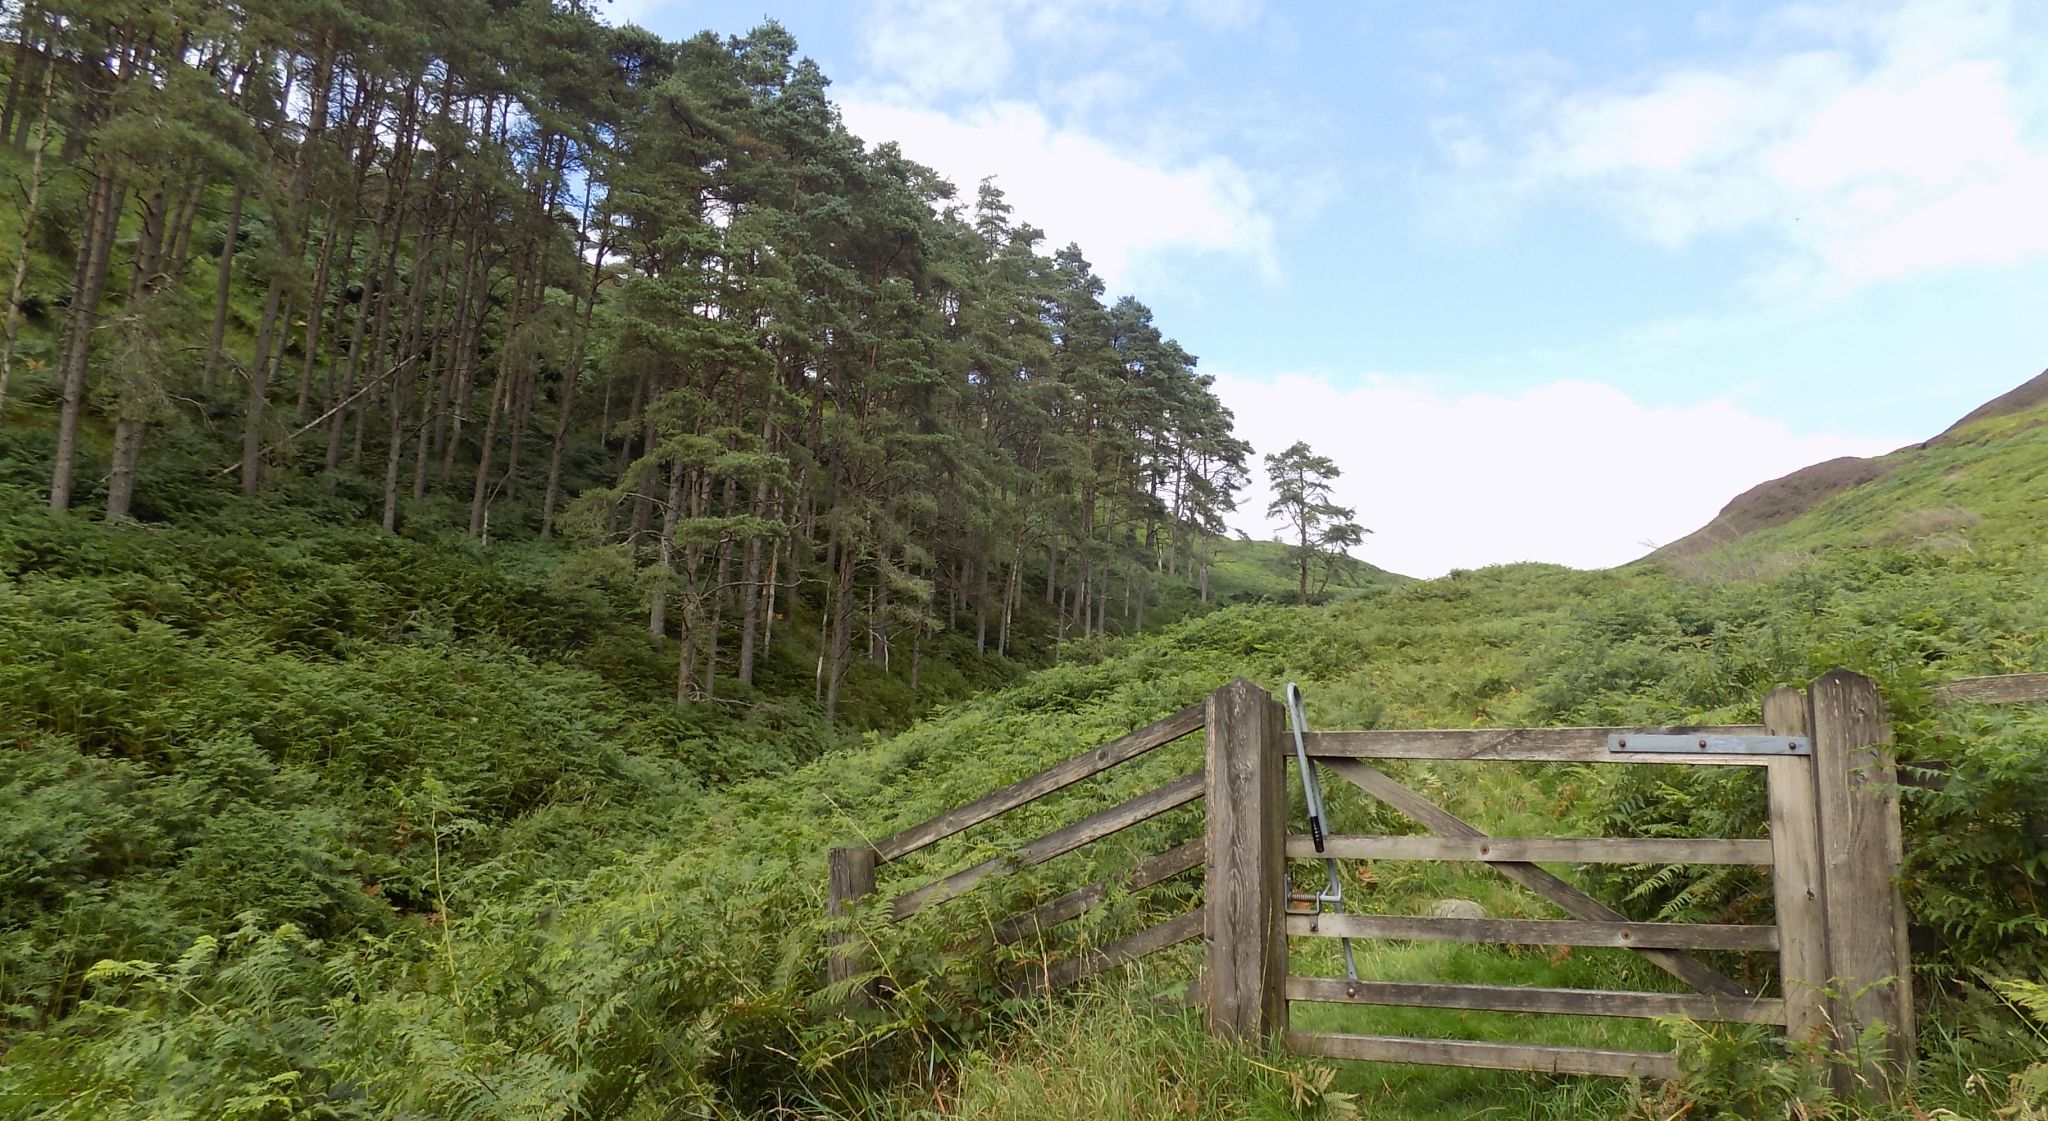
xmin=1808 ymin=670 xmax=1913 ymax=1087
xmin=1204 ymin=679 xmax=1288 ymax=1039
xmin=994 ymin=840 xmax=1203 ymax=944
xmin=1317 ymin=758 xmax=1754 ymax=998
xmin=1017 ymin=906 xmax=1206 ymax=993
xmin=1286 ymin=1031 xmax=1678 ymax=1079
xmin=1763 ymin=689 xmax=1831 ymax=1047
xmin=1285 ymin=976 xmax=1785 ymax=1024
xmin=1291 ymin=835 xmax=1774 ymax=865
xmin=1933 ymin=672 xmax=2048 ymax=707
xmin=1301 ymin=725 xmax=1772 ymax=766
xmin=889 ymin=772 xmax=1203 ymax=920
xmin=1286 ymin=913 xmax=1779 ymax=952
xmin=1286 ymin=983 xmax=1785 ymax=1024
xmin=872 ymin=703 xmax=1205 ymax=863
xmin=826 ymin=846 xmax=878 ymax=1004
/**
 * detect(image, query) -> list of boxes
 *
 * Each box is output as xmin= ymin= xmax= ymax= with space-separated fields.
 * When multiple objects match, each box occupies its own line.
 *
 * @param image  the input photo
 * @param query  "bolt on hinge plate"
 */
xmin=1607 ymin=733 xmax=1810 ymax=756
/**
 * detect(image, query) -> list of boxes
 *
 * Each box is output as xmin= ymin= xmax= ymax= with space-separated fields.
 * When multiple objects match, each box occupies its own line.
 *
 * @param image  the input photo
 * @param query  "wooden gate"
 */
xmin=1247 ymin=674 xmax=1902 ymax=1084
xmin=828 ymin=670 xmax=2048 ymax=1091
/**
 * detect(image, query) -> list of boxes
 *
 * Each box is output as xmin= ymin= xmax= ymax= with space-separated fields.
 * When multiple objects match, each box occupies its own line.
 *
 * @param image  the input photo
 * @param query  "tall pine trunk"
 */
xmin=106 ymin=185 xmax=169 ymax=520
xmin=202 ymin=182 xmax=245 ymax=391
xmin=540 ymin=203 xmax=608 ymax=537
xmin=0 ymin=64 xmax=52 ymax=419
xmin=293 ymin=207 xmax=342 ymax=414
xmin=468 ymin=265 xmax=528 ymax=536
xmin=239 ymin=276 xmax=285 ymax=495
xmin=50 ymin=170 xmax=127 ymax=511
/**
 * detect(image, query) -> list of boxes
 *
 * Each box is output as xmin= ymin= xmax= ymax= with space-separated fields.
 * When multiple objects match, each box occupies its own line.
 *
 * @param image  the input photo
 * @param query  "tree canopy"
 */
xmin=0 ymin=2 xmax=1255 ymax=718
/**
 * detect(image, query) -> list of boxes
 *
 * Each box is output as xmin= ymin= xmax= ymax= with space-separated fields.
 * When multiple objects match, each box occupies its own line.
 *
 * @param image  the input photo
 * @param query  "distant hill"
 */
xmin=1642 ymin=367 xmax=2048 ymax=568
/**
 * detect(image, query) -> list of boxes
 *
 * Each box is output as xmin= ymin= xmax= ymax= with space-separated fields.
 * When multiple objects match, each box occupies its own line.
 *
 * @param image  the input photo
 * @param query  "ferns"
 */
xmin=6 ymin=483 xmax=2048 ymax=1117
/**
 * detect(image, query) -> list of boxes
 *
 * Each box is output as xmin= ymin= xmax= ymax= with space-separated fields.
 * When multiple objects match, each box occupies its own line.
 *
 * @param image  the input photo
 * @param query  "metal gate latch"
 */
xmin=1607 ymin=733 xmax=1811 ymax=755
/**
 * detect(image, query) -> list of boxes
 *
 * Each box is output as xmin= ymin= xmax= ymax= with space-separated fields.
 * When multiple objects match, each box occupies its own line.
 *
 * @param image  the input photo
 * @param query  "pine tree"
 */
xmin=1263 ymin=440 xmax=1367 ymax=605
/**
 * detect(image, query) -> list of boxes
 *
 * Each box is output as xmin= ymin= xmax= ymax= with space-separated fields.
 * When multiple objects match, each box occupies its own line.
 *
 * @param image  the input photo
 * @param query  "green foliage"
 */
xmin=928 ymin=986 xmax=1358 ymax=1121
xmin=5 ymin=389 xmax=2048 ymax=1119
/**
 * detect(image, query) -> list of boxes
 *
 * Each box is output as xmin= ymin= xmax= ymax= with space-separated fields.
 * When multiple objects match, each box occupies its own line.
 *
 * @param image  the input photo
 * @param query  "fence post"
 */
xmin=827 ymin=845 xmax=878 ymax=1006
xmin=1203 ymin=678 xmax=1287 ymax=1041
xmin=1807 ymin=669 xmax=1913 ymax=1091
xmin=1762 ymin=686 xmax=1830 ymax=1051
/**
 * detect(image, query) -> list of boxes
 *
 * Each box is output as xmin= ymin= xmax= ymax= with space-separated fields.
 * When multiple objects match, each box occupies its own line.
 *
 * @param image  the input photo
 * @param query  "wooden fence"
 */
xmin=827 ymin=669 xmax=2048 ymax=1091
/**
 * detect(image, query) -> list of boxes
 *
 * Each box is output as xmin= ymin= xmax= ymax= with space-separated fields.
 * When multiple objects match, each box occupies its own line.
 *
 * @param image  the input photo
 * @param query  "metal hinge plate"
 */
xmin=1607 ymin=733 xmax=1810 ymax=756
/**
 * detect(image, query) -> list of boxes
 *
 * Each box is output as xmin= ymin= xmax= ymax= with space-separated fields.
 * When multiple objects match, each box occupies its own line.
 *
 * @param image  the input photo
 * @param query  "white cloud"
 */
xmin=1450 ymin=0 xmax=2048 ymax=295
xmin=845 ymin=0 xmax=1284 ymax=292
xmin=859 ymin=0 xmax=1265 ymax=102
xmin=1214 ymin=372 xmax=1907 ymax=578
xmin=861 ymin=0 xmax=1022 ymax=101
xmin=593 ymin=0 xmax=680 ymax=28
xmin=838 ymin=98 xmax=1278 ymax=291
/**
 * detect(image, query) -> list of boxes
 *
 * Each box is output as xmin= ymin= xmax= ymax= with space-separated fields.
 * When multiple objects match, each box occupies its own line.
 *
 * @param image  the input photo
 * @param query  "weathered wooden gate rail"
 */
xmin=827 ymin=702 xmax=1212 ymax=996
xmin=827 ymin=669 xmax=2048 ymax=1091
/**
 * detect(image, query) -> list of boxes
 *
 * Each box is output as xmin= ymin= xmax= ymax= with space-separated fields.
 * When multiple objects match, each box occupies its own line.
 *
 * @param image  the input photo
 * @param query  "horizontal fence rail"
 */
xmin=1932 ymin=672 xmax=2048 ymax=707
xmin=828 ymin=701 xmax=1211 ymax=1003
xmin=890 ymin=771 xmax=1203 ymax=919
xmin=1288 ymin=835 xmax=1776 ymax=865
xmin=1298 ymin=726 xmax=1775 ymax=766
xmin=1286 ymin=1032 xmax=1680 ymax=1080
xmin=996 ymin=840 xmax=1204 ymax=944
xmin=1017 ymin=906 xmax=1207 ymax=995
xmin=820 ymin=669 xmax=2048 ymax=1093
xmin=872 ymin=703 xmax=1206 ymax=864
xmin=1287 ymin=913 xmax=1781 ymax=952
xmin=1313 ymin=756 xmax=1753 ymax=999
xmin=1285 ymin=976 xmax=1787 ymax=1025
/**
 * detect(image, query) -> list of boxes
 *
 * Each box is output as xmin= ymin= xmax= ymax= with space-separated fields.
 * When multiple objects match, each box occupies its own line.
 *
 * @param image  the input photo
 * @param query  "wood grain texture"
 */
xmin=888 ymin=772 xmax=1203 ymax=920
xmin=1301 ymin=725 xmax=1773 ymax=766
xmin=1017 ymin=906 xmax=1206 ymax=994
xmin=1204 ymin=679 xmax=1287 ymax=1040
xmin=1285 ymin=976 xmax=1785 ymax=1024
xmin=826 ymin=846 xmax=878 ymax=1004
xmin=1808 ymin=670 xmax=1914 ymax=1086
xmin=1287 ymin=912 xmax=1780 ymax=951
xmin=1932 ymin=672 xmax=2048 ymax=707
xmin=1763 ymin=687 xmax=1832 ymax=1048
xmin=872 ymin=702 xmax=1205 ymax=863
xmin=1285 ymin=1031 xmax=1678 ymax=1079
xmin=993 ymin=840 xmax=1203 ymax=944
xmin=1316 ymin=757 xmax=1753 ymax=998
xmin=1291 ymin=835 xmax=1774 ymax=865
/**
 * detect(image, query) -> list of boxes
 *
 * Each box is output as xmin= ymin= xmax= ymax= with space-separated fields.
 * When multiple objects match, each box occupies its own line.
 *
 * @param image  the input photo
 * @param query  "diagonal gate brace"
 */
xmin=1315 ymin=757 xmax=1754 ymax=999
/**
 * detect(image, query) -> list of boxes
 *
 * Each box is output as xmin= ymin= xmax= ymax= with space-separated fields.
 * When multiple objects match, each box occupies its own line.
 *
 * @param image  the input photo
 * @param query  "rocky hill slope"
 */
xmin=1644 ymin=367 xmax=2048 ymax=565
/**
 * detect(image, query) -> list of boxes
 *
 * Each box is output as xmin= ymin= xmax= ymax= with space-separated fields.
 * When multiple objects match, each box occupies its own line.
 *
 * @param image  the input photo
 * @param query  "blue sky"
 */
xmin=603 ymin=0 xmax=2048 ymax=576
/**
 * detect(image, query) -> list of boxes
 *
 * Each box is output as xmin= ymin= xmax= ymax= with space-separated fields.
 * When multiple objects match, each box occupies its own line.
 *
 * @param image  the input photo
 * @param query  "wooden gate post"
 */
xmin=1203 ymin=678 xmax=1287 ymax=1041
xmin=1762 ymin=687 xmax=1831 ymax=1050
xmin=828 ymin=845 xmax=878 ymax=1006
xmin=1807 ymin=669 xmax=1913 ymax=1090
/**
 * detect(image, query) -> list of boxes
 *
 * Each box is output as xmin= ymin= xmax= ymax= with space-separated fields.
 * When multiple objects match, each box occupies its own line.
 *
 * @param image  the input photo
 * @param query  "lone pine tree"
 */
xmin=1263 ymin=440 xmax=1367 ymax=604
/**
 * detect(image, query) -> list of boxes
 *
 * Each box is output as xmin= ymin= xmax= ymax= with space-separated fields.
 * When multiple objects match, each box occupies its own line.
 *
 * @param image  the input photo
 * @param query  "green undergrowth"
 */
xmin=4 ymin=475 xmax=2048 ymax=1118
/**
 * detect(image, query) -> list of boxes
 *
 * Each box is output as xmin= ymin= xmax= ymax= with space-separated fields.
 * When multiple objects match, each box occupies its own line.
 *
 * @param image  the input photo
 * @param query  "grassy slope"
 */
xmin=765 ymin=389 xmax=2048 ymax=1119
xmin=1202 ymin=536 xmax=1409 ymax=605
xmin=1733 ymin=397 xmax=2048 ymax=558
xmin=4 ymin=383 xmax=2045 ymax=1121
xmin=1648 ymin=388 xmax=2048 ymax=579
xmin=9 ymin=494 xmax=2046 ymax=1117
